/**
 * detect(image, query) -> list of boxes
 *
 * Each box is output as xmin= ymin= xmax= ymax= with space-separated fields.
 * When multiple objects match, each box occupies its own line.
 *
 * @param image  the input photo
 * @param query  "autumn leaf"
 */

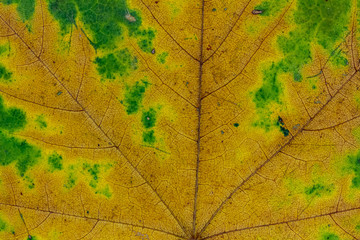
xmin=0 ymin=0 xmax=360 ymax=239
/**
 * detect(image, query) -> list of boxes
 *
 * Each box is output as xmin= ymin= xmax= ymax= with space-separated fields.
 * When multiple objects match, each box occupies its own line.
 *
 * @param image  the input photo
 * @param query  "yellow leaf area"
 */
xmin=1 ymin=0 xmax=360 ymax=239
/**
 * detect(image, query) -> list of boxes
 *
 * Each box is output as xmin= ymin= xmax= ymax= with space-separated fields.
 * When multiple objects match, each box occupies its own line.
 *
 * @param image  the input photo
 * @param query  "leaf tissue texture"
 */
xmin=1 ymin=0 xmax=360 ymax=239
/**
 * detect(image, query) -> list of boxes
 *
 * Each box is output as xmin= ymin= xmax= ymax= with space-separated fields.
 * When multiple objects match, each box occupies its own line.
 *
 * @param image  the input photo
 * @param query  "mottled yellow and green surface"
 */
xmin=0 ymin=0 xmax=359 ymax=239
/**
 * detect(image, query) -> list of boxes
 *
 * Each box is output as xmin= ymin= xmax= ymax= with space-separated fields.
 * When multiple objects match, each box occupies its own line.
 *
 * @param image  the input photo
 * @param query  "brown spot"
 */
xmin=252 ymin=9 xmax=263 ymax=15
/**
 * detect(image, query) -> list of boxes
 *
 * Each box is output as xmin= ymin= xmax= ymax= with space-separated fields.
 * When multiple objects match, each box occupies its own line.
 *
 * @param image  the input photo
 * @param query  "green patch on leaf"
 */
xmin=0 ymin=95 xmax=40 ymax=180
xmin=346 ymin=150 xmax=360 ymax=188
xmin=23 ymin=175 xmax=35 ymax=189
xmin=35 ymin=115 xmax=47 ymax=129
xmin=254 ymin=0 xmax=289 ymax=17
xmin=47 ymin=0 xmax=77 ymax=31
xmin=82 ymin=163 xmax=100 ymax=188
xmin=276 ymin=116 xmax=289 ymax=137
xmin=95 ymin=48 xmax=138 ymax=80
xmin=80 ymin=163 xmax=113 ymax=197
xmin=0 ymin=131 xmax=41 ymax=176
xmin=61 ymin=161 xmax=113 ymax=196
xmin=95 ymin=185 xmax=112 ymax=198
xmin=143 ymin=130 xmax=155 ymax=144
xmin=64 ymin=165 xmax=77 ymax=189
xmin=48 ymin=152 xmax=63 ymax=172
xmin=156 ymin=52 xmax=168 ymax=64
xmin=2 ymin=0 xmax=35 ymax=21
xmin=279 ymin=126 xmax=289 ymax=136
xmin=321 ymin=233 xmax=339 ymax=240
xmin=0 ymin=95 xmax=26 ymax=132
xmin=136 ymin=29 xmax=156 ymax=53
xmin=329 ymin=48 xmax=349 ymax=67
xmin=123 ymin=80 xmax=149 ymax=115
xmin=0 ymin=64 xmax=12 ymax=82
xmin=253 ymin=0 xmax=351 ymax=131
xmin=0 ymin=44 xmax=9 ymax=56
xmin=253 ymin=63 xmax=282 ymax=109
xmin=142 ymin=108 xmax=156 ymax=129
xmin=0 ymin=216 xmax=7 ymax=231
xmin=304 ymin=183 xmax=333 ymax=198
xmin=47 ymin=0 xmax=156 ymax=51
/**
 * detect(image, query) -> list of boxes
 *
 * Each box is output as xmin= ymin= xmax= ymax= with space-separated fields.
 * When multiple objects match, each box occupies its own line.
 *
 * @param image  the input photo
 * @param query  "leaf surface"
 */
xmin=0 ymin=0 xmax=360 ymax=239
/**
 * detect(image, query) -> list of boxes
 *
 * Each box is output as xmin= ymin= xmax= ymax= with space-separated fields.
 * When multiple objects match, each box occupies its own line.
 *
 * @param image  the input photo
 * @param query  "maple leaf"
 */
xmin=0 ymin=0 xmax=360 ymax=239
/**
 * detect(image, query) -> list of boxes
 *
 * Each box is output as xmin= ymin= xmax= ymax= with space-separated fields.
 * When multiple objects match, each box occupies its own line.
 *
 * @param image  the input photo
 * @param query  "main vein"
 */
xmin=192 ymin=0 xmax=206 ymax=238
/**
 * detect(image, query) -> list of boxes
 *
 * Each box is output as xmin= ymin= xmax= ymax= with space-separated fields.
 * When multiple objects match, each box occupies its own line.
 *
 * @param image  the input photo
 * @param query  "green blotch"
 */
xmin=356 ymin=225 xmax=360 ymax=231
xmin=2 ymin=0 xmax=35 ymax=21
xmin=143 ymin=130 xmax=155 ymax=144
xmin=95 ymin=185 xmax=112 ymax=198
xmin=77 ymin=2 xmax=124 ymax=49
xmin=276 ymin=116 xmax=289 ymax=137
xmin=305 ymin=183 xmax=333 ymax=197
xmin=276 ymin=31 xmax=313 ymax=82
xmin=141 ymin=108 xmax=156 ymax=128
xmin=0 ymin=107 xmax=26 ymax=131
xmin=35 ymin=115 xmax=47 ymax=129
xmin=156 ymin=52 xmax=168 ymax=64
xmin=253 ymin=63 xmax=282 ymax=108
xmin=136 ymin=29 xmax=156 ymax=53
xmin=0 ymin=64 xmax=12 ymax=82
xmin=253 ymin=0 xmax=351 ymax=129
xmin=166 ymin=1 xmax=180 ymax=20
xmin=61 ymin=161 xmax=113 ymax=192
xmin=48 ymin=0 xmax=77 ymax=31
xmin=254 ymin=1 xmax=270 ymax=16
xmin=292 ymin=0 xmax=350 ymax=52
xmin=64 ymin=166 xmax=77 ymax=189
xmin=306 ymin=73 xmax=320 ymax=90
xmin=0 ymin=131 xmax=41 ymax=176
xmin=82 ymin=163 xmax=100 ymax=188
xmin=254 ymin=0 xmax=289 ymax=17
xmin=81 ymin=162 xmax=112 ymax=190
xmin=48 ymin=152 xmax=63 ymax=172
xmin=0 ymin=95 xmax=27 ymax=132
xmin=95 ymin=49 xmax=138 ymax=80
xmin=330 ymin=49 xmax=349 ymax=67
xmin=279 ymin=126 xmax=289 ymax=136
xmin=252 ymin=110 xmax=273 ymax=131
xmin=233 ymin=123 xmax=239 ymax=127
xmin=47 ymin=0 xmax=156 ymax=51
xmin=17 ymin=0 xmax=35 ymax=21
xmin=0 ymin=216 xmax=7 ymax=231
xmin=346 ymin=150 xmax=360 ymax=188
xmin=124 ymin=80 xmax=149 ymax=115
xmin=23 ymin=175 xmax=34 ymax=189
xmin=0 ymin=44 xmax=9 ymax=56
xmin=321 ymin=233 xmax=339 ymax=240
xmin=0 ymin=46 xmax=5 ymax=55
